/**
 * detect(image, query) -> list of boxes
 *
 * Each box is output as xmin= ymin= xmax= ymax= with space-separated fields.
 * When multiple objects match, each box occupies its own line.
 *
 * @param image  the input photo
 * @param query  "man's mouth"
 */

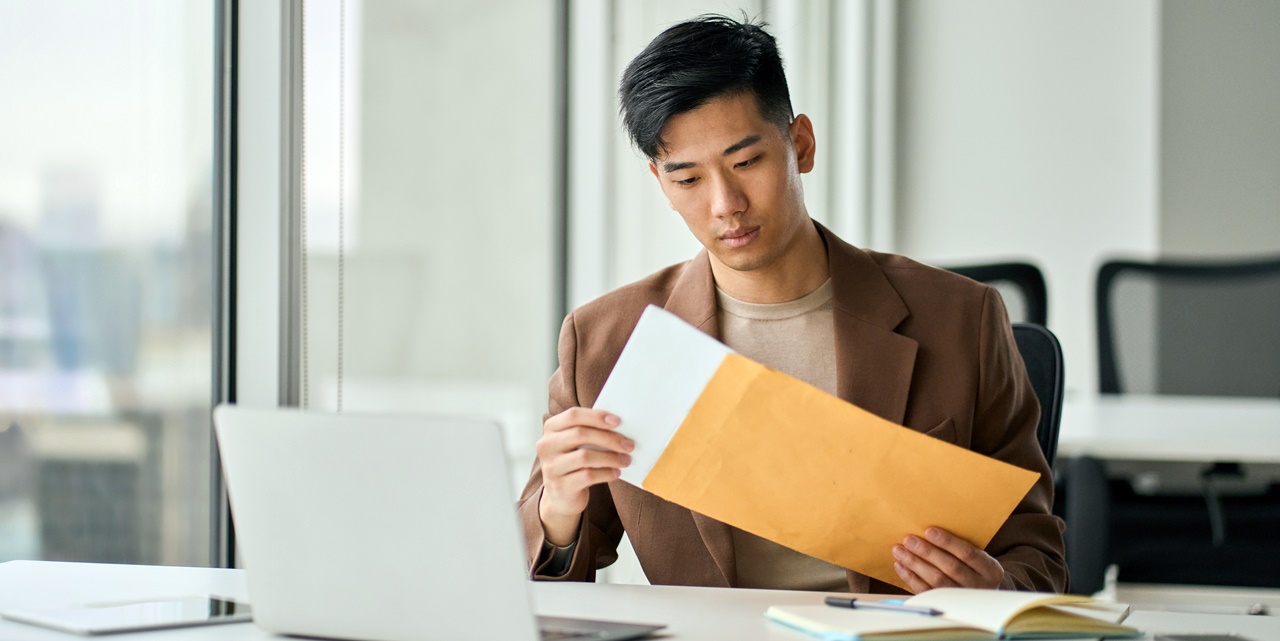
xmin=720 ymin=226 xmax=760 ymax=248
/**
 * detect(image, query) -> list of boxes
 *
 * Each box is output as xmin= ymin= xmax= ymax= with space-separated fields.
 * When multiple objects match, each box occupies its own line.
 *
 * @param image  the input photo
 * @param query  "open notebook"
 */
xmin=766 ymin=589 xmax=1138 ymax=641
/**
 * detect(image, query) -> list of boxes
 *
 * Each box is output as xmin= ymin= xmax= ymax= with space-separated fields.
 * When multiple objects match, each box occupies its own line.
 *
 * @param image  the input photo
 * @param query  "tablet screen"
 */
xmin=1 ymin=596 xmax=252 ymax=635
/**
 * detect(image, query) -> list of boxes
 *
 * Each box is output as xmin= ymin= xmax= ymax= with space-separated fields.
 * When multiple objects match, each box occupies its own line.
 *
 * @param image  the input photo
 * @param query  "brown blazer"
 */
xmin=517 ymin=222 xmax=1068 ymax=594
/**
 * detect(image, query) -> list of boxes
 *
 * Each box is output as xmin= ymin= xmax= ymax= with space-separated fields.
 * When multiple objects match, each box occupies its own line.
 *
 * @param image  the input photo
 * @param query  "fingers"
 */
xmin=921 ymin=527 xmax=1004 ymax=582
xmin=555 ymin=467 xmax=623 ymax=495
xmin=893 ymin=559 xmax=931 ymax=594
xmin=540 ymin=409 xmax=633 ymax=454
xmin=892 ymin=541 xmax=962 ymax=591
xmin=536 ymin=407 xmax=635 ymax=515
xmin=544 ymin=446 xmax=632 ymax=479
xmin=538 ymin=408 xmax=633 ymax=458
xmin=892 ymin=528 xmax=1004 ymax=590
xmin=544 ymin=407 xmax=622 ymax=434
xmin=539 ymin=425 xmax=635 ymax=457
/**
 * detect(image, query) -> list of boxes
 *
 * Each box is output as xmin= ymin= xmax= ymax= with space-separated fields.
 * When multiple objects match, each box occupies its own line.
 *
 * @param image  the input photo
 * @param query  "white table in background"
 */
xmin=1057 ymin=394 xmax=1280 ymax=463
xmin=2 ymin=561 xmax=1279 ymax=641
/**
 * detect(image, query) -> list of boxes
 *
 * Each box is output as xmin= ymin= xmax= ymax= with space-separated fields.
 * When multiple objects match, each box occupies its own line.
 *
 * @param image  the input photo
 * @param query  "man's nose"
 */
xmin=710 ymin=176 xmax=748 ymax=219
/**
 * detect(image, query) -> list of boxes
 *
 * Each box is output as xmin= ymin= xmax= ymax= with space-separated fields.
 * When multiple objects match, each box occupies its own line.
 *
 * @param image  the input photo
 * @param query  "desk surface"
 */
xmin=1057 ymin=394 xmax=1280 ymax=462
xmin=1 ymin=561 xmax=1278 ymax=641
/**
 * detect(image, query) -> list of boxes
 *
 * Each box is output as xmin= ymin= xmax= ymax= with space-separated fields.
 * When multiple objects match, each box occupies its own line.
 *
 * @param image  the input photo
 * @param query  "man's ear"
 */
xmin=790 ymin=114 xmax=816 ymax=174
xmin=648 ymin=162 xmax=677 ymax=210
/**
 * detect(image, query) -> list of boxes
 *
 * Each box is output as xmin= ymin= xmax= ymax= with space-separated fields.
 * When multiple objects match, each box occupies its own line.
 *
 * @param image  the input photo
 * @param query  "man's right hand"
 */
xmin=536 ymin=407 xmax=634 ymax=547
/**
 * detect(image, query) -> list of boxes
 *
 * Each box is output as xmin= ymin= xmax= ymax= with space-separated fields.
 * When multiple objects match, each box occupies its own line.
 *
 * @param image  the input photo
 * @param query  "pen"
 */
xmin=823 ymin=597 xmax=943 ymax=616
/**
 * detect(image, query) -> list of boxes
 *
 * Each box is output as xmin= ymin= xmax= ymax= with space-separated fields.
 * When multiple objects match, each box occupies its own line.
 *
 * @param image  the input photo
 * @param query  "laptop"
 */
xmin=212 ymin=405 xmax=663 ymax=641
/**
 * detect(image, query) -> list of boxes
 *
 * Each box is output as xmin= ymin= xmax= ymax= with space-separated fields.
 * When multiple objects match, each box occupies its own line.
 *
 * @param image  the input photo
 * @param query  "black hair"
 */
xmin=618 ymin=14 xmax=794 ymax=161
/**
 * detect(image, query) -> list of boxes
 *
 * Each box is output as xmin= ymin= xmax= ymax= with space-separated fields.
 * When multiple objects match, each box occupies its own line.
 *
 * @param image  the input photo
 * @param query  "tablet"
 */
xmin=0 ymin=596 xmax=252 ymax=635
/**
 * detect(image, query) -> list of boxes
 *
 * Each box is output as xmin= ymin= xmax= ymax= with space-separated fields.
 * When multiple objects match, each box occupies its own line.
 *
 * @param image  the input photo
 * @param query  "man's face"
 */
xmin=649 ymin=92 xmax=815 ymax=275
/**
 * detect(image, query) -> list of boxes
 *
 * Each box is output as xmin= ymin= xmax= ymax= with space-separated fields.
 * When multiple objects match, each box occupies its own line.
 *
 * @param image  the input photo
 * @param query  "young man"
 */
xmin=517 ymin=15 xmax=1067 ymax=594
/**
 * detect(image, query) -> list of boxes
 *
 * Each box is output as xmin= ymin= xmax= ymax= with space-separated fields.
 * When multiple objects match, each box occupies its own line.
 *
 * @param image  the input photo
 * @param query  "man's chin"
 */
xmin=710 ymin=248 xmax=772 ymax=273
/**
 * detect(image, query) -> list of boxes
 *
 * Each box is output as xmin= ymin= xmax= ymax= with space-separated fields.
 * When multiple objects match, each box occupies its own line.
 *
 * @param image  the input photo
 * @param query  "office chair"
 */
xmin=947 ymin=263 xmax=1049 ymax=327
xmin=1009 ymin=323 xmax=1069 ymax=591
xmin=1097 ymin=257 xmax=1280 ymax=397
xmin=1067 ymin=256 xmax=1280 ymax=593
xmin=1012 ymin=323 xmax=1064 ymax=472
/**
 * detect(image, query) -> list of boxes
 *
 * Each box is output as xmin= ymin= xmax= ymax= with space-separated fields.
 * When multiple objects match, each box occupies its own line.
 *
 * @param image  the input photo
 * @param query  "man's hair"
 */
xmin=619 ymin=14 xmax=794 ymax=161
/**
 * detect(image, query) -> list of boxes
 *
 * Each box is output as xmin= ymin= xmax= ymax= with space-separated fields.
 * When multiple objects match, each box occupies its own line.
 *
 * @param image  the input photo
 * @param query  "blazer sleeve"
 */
xmin=972 ymin=287 xmax=1070 ymax=593
xmin=516 ymin=312 xmax=627 ymax=581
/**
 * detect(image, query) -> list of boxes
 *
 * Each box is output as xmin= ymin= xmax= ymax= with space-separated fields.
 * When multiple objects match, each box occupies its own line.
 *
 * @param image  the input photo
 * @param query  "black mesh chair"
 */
xmin=1012 ymin=323 xmax=1064 ymax=471
xmin=1097 ymin=257 xmax=1280 ymax=396
xmin=1066 ymin=256 xmax=1280 ymax=593
xmin=947 ymin=262 xmax=1049 ymax=327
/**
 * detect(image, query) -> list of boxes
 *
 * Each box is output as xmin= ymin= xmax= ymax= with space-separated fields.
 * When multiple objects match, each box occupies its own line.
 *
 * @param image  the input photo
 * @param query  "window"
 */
xmin=0 ymin=2 xmax=216 ymax=565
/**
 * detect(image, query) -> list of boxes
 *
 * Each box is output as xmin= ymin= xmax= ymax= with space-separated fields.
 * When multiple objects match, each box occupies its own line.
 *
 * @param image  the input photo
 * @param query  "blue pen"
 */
xmin=823 ymin=596 xmax=943 ymax=616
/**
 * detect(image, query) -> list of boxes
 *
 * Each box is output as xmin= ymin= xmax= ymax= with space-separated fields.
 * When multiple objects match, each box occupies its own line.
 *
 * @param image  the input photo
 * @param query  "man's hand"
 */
xmin=892 ymin=527 xmax=1005 ymax=592
xmin=536 ymin=408 xmax=634 ymax=546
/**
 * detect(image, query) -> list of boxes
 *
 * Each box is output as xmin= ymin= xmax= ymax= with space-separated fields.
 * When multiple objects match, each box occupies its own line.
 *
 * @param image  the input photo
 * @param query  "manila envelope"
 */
xmin=642 ymin=353 xmax=1040 ymax=590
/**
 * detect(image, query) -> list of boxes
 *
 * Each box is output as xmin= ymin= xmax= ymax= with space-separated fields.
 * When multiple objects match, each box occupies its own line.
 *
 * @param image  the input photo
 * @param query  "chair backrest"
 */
xmin=1012 ymin=323 xmax=1064 ymax=469
xmin=947 ymin=262 xmax=1049 ymax=327
xmin=1096 ymin=257 xmax=1280 ymax=396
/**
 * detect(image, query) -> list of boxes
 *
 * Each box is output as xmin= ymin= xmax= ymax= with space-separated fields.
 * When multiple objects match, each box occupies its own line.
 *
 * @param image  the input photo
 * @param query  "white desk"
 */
xmin=1055 ymin=395 xmax=1280 ymax=596
xmin=1 ymin=561 xmax=1278 ymax=641
xmin=1058 ymin=394 xmax=1280 ymax=463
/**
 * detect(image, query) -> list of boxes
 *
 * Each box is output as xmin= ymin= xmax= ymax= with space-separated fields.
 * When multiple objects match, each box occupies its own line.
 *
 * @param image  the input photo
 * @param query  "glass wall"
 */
xmin=0 ymin=1 xmax=214 ymax=566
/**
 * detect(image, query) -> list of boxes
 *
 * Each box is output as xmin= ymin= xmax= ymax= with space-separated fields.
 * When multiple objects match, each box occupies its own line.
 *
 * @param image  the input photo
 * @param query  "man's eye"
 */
xmin=675 ymin=176 xmax=699 ymax=186
xmin=735 ymin=156 xmax=759 ymax=169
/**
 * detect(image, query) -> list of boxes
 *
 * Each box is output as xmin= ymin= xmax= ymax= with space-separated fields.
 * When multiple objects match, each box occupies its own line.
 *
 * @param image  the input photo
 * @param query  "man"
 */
xmin=517 ymin=15 xmax=1067 ymax=594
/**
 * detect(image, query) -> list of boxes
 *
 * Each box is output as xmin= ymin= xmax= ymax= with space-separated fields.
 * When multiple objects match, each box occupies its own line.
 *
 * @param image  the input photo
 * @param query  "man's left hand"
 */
xmin=892 ymin=527 xmax=1004 ymax=592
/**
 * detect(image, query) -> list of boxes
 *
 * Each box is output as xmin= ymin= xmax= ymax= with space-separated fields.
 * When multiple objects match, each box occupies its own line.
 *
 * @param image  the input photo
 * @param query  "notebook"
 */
xmin=766 ymin=588 xmax=1139 ymax=641
xmin=213 ymin=405 xmax=663 ymax=641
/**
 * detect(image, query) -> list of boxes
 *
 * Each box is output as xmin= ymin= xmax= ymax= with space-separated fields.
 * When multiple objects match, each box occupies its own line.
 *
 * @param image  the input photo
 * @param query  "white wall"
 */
xmin=895 ymin=0 xmax=1161 ymax=395
xmin=1159 ymin=0 xmax=1280 ymax=256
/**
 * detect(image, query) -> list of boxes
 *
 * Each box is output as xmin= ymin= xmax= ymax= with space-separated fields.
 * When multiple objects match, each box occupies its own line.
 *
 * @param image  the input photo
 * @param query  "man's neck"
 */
xmin=710 ymin=221 xmax=830 ymax=304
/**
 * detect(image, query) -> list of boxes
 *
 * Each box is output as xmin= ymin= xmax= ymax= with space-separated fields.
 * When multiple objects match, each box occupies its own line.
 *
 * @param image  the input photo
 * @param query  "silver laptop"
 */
xmin=213 ymin=405 xmax=663 ymax=641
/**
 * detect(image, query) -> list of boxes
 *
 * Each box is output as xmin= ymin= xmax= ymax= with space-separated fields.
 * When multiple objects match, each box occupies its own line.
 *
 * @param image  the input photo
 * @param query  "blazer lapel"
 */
xmin=818 ymin=223 xmax=918 ymax=426
xmin=661 ymin=250 xmax=736 ymax=587
xmin=662 ymin=249 xmax=719 ymax=335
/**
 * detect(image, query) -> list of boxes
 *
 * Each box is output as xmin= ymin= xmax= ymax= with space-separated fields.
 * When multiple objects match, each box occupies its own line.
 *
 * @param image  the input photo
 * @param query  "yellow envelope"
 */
xmin=642 ymin=353 xmax=1039 ymax=590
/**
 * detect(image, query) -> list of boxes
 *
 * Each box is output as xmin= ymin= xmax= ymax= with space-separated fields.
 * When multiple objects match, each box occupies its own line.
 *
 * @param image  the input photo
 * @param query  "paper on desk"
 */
xmin=593 ymin=305 xmax=733 ymax=486
xmin=643 ymin=354 xmax=1040 ymax=590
